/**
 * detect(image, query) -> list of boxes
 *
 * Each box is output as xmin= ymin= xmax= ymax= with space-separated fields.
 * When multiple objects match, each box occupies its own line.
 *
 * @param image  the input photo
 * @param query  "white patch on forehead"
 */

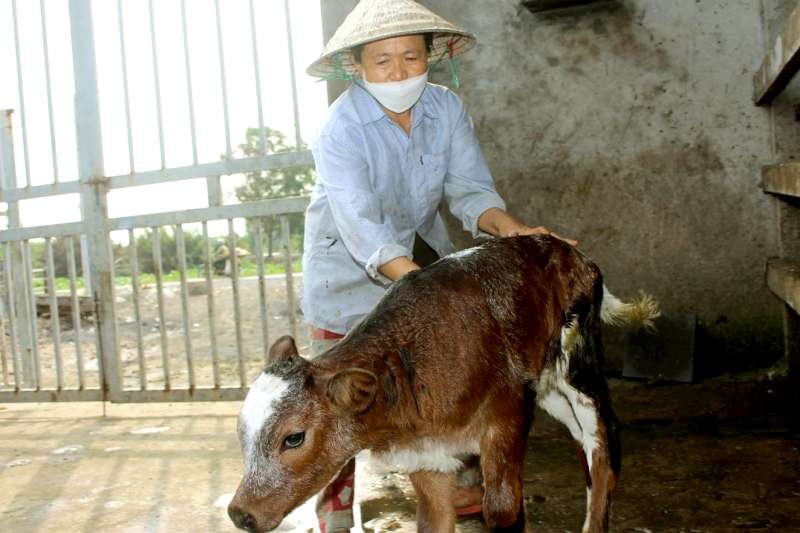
xmin=240 ymin=372 xmax=292 ymax=444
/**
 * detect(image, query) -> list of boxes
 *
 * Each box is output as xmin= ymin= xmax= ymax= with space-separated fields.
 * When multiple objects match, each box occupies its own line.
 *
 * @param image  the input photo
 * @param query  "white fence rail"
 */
xmin=0 ymin=0 xmax=319 ymax=402
xmin=0 ymin=192 xmax=310 ymax=403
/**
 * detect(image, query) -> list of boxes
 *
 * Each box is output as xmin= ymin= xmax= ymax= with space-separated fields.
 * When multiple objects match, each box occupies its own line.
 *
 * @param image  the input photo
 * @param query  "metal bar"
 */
xmin=228 ymin=220 xmax=246 ymax=386
xmin=0 ymin=110 xmax=19 ymax=193
xmin=0 ymin=222 xmax=86 ymax=243
xmin=10 ymin=241 xmax=33 ymax=388
xmin=213 ymin=0 xmax=232 ymax=159
xmin=206 ymin=175 xmax=222 ymax=207
xmin=105 ymin=151 xmax=314 ymax=192
xmin=40 ymin=0 xmax=59 ymax=183
xmin=128 ymin=229 xmax=146 ymax=390
xmin=0 ymin=388 xmax=104 ymax=403
xmin=175 ymin=224 xmax=195 ymax=388
xmin=252 ymin=219 xmax=269 ymax=359
xmin=0 ymin=112 xmax=29 ymax=389
xmin=3 ymin=243 xmax=21 ymax=390
xmin=280 ymin=216 xmax=297 ymax=340
xmin=283 ymin=0 xmax=303 ymax=149
xmin=79 ymin=235 xmax=92 ymax=296
xmin=0 ymin=292 xmax=7 ymax=385
xmin=152 ymin=228 xmax=170 ymax=389
xmin=109 ymin=196 xmax=309 ymax=232
xmin=147 ymin=0 xmax=166 ymax=169
xmin=66 ymin=237 xmax=84 ymax=389
xmin=247 ymin=0 xmax=267 ymax=154
xmin=22 ymin=241 xmax=40 ymax=389
xmin=0 ymin=181 xmax=80 ymax=203
xmin=202 ymin=222 xmax=220 ymax=387
xmin=11 ymin=0 xmax=31 ymax=187
xmin=110 ymin=387 xmax=249 ymax=403
xmin=117 ymin=0 xmax=136 ymax=172
xmin=71 ymin=0 xmax=117 ymax=399
xmin=0 ymin=152 xmax=315 ymax=203
xmin=45 ymin=238 xmax=63 ymax=389
xmin=0 ymin=386 xmax=250 ymax=403
xmin=179 ymin=0 xmax=198 ymax=164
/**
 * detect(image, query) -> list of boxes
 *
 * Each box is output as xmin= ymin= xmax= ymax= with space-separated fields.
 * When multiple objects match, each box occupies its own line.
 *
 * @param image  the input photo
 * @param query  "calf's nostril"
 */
xmin=228 ymin=505 xmax=258 ymax=533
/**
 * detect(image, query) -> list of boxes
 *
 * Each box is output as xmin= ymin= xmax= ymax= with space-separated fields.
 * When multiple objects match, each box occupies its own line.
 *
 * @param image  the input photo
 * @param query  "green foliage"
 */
xmin=233 ymin=127 xmax=314 ymax=257
xmin=121 ymin=228 xmax=208 ymax=276
xmin=234 ymin=127 xmax=314 ymax=199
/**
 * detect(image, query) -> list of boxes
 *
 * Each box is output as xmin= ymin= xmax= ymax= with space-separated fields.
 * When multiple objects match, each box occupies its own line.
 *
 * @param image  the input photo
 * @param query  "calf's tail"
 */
xmin=600 ymin=285 xmax=660 ymax=330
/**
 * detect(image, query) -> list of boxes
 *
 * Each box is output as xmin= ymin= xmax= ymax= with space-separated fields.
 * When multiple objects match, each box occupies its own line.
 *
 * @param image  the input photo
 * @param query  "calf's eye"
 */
xmin=283 ymin=432 xmax=305 ymax=449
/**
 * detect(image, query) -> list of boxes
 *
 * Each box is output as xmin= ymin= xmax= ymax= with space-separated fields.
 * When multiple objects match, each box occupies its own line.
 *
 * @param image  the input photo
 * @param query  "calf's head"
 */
xmin=228 ymin=335 xmax=378 ymax=532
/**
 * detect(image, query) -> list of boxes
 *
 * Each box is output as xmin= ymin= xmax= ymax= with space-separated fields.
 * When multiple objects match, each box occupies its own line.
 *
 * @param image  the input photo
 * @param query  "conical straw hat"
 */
xmin=306 ymin=0 xmax=476 ymax=78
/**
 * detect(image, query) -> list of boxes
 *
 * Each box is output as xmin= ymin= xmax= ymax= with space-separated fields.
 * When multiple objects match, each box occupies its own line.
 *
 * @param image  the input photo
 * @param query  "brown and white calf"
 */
xmin=228 ymin=234 xmax=658 ymax=533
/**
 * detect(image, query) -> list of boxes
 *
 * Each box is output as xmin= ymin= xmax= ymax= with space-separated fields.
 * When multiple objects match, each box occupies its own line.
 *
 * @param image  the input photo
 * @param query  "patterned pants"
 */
xmin=310 ymin=332 xmax=355 ymax=533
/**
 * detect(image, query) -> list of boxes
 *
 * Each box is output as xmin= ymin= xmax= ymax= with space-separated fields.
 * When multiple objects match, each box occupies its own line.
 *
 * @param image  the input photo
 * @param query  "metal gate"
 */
xmin=0 ymin=0 xmax=319 ymax=402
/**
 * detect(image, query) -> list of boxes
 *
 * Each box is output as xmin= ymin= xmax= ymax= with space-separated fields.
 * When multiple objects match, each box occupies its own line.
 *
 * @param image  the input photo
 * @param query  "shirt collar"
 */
xmin=351 ymin=82 xmax=438 ymax=126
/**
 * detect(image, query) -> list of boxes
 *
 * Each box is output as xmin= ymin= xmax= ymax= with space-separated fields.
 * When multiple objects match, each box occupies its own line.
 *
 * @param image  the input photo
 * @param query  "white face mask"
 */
xmin=360 ymin=71 xmax=428 ymax=113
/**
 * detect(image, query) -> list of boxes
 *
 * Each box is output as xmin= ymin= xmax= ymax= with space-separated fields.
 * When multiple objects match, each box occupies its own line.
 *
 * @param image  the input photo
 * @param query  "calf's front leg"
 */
xmin=409 ymin=469 xmax=457 ymax=533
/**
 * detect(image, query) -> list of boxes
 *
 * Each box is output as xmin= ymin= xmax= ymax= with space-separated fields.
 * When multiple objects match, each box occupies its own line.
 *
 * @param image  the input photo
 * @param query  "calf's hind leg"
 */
xmin=538 ymin=384 xmax=619 ymax=533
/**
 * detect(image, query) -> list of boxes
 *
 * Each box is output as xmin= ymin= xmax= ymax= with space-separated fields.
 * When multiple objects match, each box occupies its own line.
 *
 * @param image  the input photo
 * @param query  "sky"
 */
xmin=0 ymin=0 xmax=329 ymax=238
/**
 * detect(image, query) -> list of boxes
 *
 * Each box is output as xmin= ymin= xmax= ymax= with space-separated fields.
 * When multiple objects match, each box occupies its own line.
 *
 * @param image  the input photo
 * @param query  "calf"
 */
xmin=228 ymin=235 xmax=658 ymax=532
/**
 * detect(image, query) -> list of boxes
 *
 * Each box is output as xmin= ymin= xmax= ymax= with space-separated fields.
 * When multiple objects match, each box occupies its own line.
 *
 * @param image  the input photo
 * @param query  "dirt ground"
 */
xmin=1 ymin=274 xmax=311 ymax=393
xmin=1 ymin=372 xmax=798 ymax=532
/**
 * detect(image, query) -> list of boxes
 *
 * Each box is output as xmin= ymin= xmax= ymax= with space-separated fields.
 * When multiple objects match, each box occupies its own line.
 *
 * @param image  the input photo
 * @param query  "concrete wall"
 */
xmin=319 ymin=1 xmax=797 ymax=372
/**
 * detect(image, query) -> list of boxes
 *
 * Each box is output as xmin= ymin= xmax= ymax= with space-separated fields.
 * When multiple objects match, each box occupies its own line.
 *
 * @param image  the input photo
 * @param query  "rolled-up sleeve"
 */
xmin=313 ymin=130 xmax=412 ymax=284
xmin=443 ymin=96 xmax=506 ymax=238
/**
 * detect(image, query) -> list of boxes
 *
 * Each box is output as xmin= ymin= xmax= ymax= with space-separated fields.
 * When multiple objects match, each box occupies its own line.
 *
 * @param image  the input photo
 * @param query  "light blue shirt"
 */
xmin=301 ymin=82 xmax=506 ymax=334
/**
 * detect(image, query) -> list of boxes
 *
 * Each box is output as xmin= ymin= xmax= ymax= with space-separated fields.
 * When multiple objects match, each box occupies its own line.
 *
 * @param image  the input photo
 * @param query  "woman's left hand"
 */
xmin=477 ymin=208 xmax=579 ymax=247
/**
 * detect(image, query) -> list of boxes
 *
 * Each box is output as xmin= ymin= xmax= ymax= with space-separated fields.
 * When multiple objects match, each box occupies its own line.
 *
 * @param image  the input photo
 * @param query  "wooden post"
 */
xmin=754 ymin=4 xmax=800 ymax=106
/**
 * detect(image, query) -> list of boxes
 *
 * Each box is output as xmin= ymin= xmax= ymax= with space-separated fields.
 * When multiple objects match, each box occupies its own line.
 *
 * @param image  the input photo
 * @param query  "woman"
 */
xmin=303 ymin=1 xmax=575 ymax=530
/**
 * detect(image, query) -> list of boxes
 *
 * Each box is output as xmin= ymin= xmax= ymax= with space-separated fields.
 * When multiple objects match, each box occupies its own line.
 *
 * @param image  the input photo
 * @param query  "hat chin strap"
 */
xmin=359 ymin=71 xmax=429 ymax=113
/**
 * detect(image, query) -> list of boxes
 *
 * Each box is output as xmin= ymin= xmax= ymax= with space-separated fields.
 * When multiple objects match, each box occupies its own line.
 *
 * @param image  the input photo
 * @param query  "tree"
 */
xmin=233 ymin=127 xmax=314 ymax=258
xmin=124 ymin=228 xmax=207 ymax=276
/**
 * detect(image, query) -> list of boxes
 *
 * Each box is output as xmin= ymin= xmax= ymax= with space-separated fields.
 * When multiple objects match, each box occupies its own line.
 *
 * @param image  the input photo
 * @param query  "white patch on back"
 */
xmin=448 ymin=246 xmax=479 ymax=260
xmin=372 ymin=437 xmax=480 ymax=474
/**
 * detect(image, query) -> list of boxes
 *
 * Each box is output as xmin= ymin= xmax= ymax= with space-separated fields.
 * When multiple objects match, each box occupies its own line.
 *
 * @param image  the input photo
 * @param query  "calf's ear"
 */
xmin=268 ymin=335 xmax=299 ymax=364
xmin=327 ymin=369 xmax=378 ymax=414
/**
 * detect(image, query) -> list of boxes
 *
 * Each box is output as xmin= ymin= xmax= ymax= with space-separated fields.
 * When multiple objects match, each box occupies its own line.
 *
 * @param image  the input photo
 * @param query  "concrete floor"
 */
xmin=0 ymin=399 xmax=483 ymax=533
xmin=1 ymin=375 xmax=798 ymax=532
